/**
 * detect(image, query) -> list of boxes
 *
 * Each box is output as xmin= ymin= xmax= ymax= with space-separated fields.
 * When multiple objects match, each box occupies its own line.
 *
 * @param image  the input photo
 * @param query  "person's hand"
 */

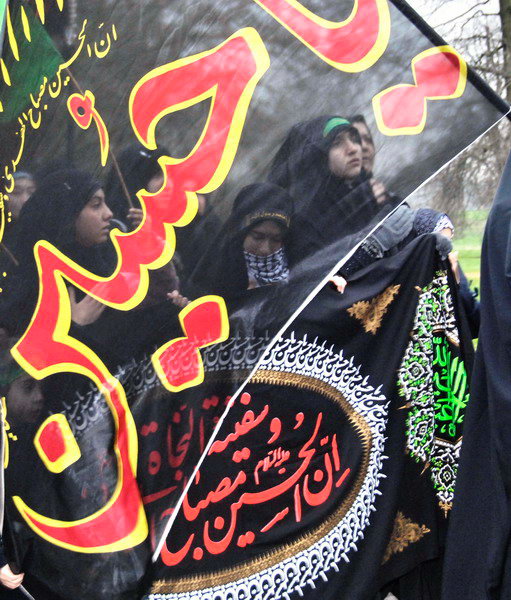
xmin=0 ymin=564 xmax=24 ymax=589
xmin=127 ymin=208 xmax=144 ymax=229
xmin=371 ymin=205 xmax=414 ymax=254
xmin=448 ymin=251 xmax=461 ymax=284
xmin=69 ymin=287 xmax=106 ymax=326
xmin=370 ymin=178 xmax=388 ymax=204
xmin=329 ymin=275 xmax=347 ymax=293
xmin=167 ymin=290 xmax=191 ymax=309
xmin=433 ymin=231 xmax=453 ymax=261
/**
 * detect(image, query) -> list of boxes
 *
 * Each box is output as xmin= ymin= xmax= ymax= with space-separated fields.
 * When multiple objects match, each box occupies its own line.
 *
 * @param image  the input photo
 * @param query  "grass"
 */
xmin=454 ymin=209 xmax=489 ymax=293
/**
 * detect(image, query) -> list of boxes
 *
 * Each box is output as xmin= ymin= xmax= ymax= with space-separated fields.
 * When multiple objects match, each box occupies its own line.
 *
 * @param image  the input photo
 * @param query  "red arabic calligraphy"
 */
xmin=11 ymin=28 xmax=269 ymax=553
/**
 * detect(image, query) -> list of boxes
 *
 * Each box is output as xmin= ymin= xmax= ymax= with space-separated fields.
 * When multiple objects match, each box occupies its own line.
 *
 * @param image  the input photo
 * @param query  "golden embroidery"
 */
xmin=347 ymin=284 xmax=401 ymax=334
xmin=382 ymin=511 xmax=430 ymax=564
xmin=439 ymin=500 xmax=452 ymax=516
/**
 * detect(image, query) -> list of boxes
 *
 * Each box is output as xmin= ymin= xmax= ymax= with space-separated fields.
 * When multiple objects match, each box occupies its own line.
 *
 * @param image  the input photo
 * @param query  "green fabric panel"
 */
xmin=0 ymin=1 xmax=62 ymax=122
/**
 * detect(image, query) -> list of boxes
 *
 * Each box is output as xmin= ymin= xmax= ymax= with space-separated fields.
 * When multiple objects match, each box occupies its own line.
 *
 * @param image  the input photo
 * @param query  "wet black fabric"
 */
xmin=174 ymin=204 xmax=222 ymax=283
xmin=0 ymin=1 xmax=507 ymax=597
xmin=442 ymin=151 xmax=511 ymax=600
xmin=146 ymin=235 xmax=473 ymax=600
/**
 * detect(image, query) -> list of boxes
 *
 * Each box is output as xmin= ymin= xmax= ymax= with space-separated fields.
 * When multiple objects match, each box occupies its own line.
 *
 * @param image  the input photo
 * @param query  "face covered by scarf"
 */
xmin=244 ymin=246 xmax=290 ymax=287
xmin=189 ymin=183 xmax=293 ymax=296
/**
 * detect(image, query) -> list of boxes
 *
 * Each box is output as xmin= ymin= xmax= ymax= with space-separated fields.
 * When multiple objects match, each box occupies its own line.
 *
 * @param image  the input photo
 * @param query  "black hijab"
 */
xmin=104 ymin=144 xmax=168 ymax=221
xmin=1 ymin=169 xmax=113 ymax=334
xmin=16 ymin=169 xmax=100 ymax=249
xmin=269 ymin=117 xmax=386 ymax=271
xmin=268 ymin=116 xmax=381 ymax=261
xmin=190 ymin=182 xmax=292 ymax=297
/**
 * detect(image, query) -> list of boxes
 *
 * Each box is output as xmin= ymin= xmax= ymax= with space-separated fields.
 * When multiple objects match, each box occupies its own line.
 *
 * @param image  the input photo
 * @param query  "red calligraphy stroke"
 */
xmin=261 ymin=507 xmax=289 ymax=533
xmin=184 ymin=413 xmax=322 ymax=558
xmin=254 ymin=447 xmax=290 ymax=485
xmin=303 ymin=454 xmax=333 ymax=507
xmin=142 ymin=486 xmax=177 ymax=505
xmin=67 ymin=91 xmax=110 ymax=166
xmin=331 ymin=433 xmax=341 ymax=471
xmin=158 ymin=414 xmax=332 ymax=564
xmin=161 ymin=533 xmax=195 ymax=567
xmin=183 ymin=471 xmax=248 ymax=521
xmin=153 ymin=297 xmax=229 ymax=393
xmin=208 ymin=405 xmax=270 ymax=455
xmin=373 ymin=46 xmax=467 ymax=136
xmin=167 ymin=409 xmax=193 ymax=468
xmin=268 ymin=417 xmax=282 ymax=443
xmin=294 ymin=483 xmax=302 ymax=522
xmin=11 ymin=28 xmax=269 ymax=553
xmin=336 ymin=468 xmax=351 ymax=488
xmin=252 ymin=0 xmax=390 ymax=72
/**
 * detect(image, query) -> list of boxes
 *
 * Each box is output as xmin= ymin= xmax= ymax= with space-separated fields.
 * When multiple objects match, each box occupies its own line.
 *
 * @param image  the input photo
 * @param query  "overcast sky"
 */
xmin=407 ymin=0 xmax=500 ymax=37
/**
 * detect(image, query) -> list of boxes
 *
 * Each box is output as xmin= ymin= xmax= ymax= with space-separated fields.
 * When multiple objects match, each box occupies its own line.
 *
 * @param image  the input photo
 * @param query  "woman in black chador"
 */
xmin=268 ymin=116 xmax=388 ymax=241
xmin=191 ymin=182 xmax=292 ymax=297
xmin=268 ymin=115 xmax=415 ymax=283
xmin=188 ymin=182 xmax=293 ymax=335
xmin=0 ymin=169 xmax=115 ymax=337
xmin=1 ymin=168 xmax=181 ymax=365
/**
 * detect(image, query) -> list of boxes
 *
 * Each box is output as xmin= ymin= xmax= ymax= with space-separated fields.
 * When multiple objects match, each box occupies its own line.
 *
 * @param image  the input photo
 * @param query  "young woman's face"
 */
xmin=7 ymin=373 xmax=44 ymax=424
xmin=75 ymin=189 xmax=113 ymax=247
xmin=243 ymin=220 xmax=285 ymax=257
xmin=328 ymin=130 xmax=363 ymax=180
xmin=9 ymin=176 xmax=36 ymax=219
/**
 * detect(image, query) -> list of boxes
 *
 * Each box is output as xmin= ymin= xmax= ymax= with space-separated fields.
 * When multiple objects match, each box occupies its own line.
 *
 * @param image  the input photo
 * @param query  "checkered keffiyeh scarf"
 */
xmin=244 ymin=248 xmax=290 ymax=286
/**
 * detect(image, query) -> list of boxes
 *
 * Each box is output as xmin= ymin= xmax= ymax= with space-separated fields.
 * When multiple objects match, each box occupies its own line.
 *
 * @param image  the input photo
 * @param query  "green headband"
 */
xmin=323 ymin=117 xmax=351 ymax=138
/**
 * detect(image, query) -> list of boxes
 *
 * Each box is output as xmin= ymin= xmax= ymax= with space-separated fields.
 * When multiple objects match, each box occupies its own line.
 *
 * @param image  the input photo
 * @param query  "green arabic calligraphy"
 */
xmin=432 ymin=335 xmax=469 ymax=438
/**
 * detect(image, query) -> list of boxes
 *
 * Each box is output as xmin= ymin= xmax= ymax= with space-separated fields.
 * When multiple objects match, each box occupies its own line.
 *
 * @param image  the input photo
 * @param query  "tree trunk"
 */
xmin=500 ymin=0 xmax=511 ymax=102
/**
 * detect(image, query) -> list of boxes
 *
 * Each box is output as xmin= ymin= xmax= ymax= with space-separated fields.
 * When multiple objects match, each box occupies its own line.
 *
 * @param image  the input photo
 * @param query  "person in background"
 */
xmin=103 ymin=145 xmax=186 ymax=305
xmin=0 ymin=562 xmax=24 ymax=591
xmin=350 ymin=115 xmax=376 ymax=177
xmin=268 ymin=115 xmax=386 ymax=219
xmin=350 ymin=114 xmax=400 ymax=209
xmin=337 ymin=207 xmax=454 ymax=285
xmin=0 ymin=349 xmax=68 ymax=600
xmin=104 ymin=145 xmax=167 ymax=231
xmin=269 ymin=116 xmax=414 ymax=265
xmin=191 ymin=182 xmax=292 ymax=297
xmin=1 ymin=171 xmax=38 ymax=272
xmin=6 ymin=172 xmax=36 ymax=222
xmin=174 ymin=192 xmax=222 ymax=283
xmin=0 ymin=352 xmax=47 ymax=596
xmin=332 ymin=206 xmax=481 ymax=336
xmin=0 ymin=169 xmax=114 ymax=336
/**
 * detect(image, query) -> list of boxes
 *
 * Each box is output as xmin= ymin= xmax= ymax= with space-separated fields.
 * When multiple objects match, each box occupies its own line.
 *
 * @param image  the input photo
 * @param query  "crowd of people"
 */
xmin=0 ymin=113 xmax=479 ymax=596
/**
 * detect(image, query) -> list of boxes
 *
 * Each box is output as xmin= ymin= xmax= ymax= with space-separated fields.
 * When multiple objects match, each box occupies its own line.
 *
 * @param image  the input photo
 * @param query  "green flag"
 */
xmin=0 ymin=0 xmax=62 ymax=122
xmin=0 ymin=1 xmax=7 ymax=51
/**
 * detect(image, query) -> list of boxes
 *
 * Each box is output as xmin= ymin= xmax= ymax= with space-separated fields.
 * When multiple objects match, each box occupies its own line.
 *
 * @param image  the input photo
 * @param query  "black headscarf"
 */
xmin=269 ymin=116 xmax=382 ymax=263
xmin=1 ymin=169 xmax=112 ymax=334
xmin=189 ymin=182 xmax=292 ymax=297
xmin=14 ymin=169 xmax=102 ymax=259
xmin=104 ymin=144 xmax=168 ymax=221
